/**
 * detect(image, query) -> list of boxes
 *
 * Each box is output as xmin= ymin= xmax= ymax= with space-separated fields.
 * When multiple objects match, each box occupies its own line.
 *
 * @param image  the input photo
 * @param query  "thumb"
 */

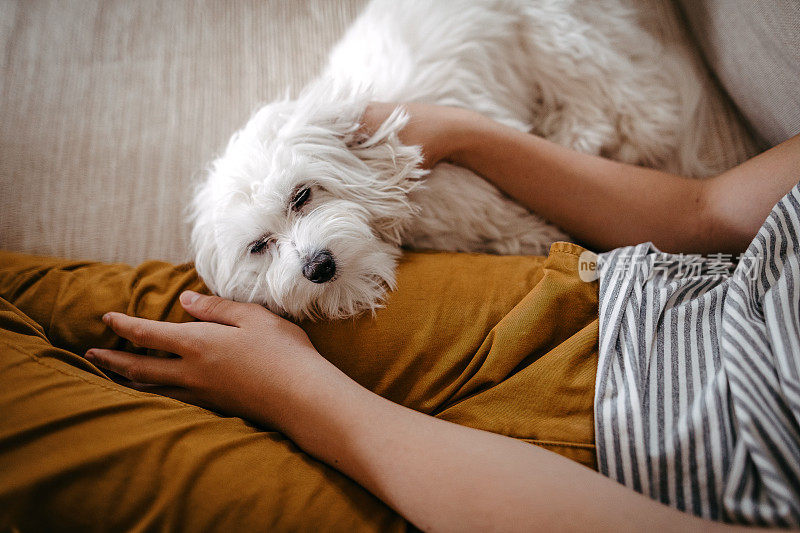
xmin=179 ymin=291 xmax=258 ymax=327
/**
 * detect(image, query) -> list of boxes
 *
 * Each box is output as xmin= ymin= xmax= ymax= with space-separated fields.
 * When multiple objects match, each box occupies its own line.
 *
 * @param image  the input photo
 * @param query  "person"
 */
xmin=70 ymin=104 xmax=800 ymax=530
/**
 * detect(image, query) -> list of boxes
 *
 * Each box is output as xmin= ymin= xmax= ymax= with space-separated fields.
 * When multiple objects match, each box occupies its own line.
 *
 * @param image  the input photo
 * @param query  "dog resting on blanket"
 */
xmin=191 ymin=0 xmax=710 ymax=320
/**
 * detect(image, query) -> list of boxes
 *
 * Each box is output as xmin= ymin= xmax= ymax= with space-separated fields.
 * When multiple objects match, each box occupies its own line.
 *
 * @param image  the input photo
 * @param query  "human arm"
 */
xmin=363 ymin=103 xmax=800 ymax=254
xmin=85 ymin=292 xmax=743 ymax=532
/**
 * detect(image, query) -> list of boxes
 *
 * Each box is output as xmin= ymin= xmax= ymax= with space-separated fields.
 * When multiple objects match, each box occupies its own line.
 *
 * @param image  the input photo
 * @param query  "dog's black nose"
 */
xmin=302 ymin=250 xmax=336 ymax=284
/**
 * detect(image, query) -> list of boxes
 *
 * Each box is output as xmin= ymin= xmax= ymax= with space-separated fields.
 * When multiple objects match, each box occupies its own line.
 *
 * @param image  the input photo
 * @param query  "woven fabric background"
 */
xmin=678 ymin=0 xmax=800 ymax=147
xmin=0 ymin=0 xmax=758 ymax=265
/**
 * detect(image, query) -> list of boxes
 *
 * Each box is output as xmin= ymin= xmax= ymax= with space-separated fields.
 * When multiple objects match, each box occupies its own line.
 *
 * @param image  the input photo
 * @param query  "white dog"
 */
xmin=191 ymin=0 xmax=711 ymax=320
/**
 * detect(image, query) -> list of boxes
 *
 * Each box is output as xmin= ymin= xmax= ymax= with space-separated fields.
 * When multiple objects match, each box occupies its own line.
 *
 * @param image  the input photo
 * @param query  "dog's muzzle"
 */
xmin=302 ymin=249 xmax=336 ymax=284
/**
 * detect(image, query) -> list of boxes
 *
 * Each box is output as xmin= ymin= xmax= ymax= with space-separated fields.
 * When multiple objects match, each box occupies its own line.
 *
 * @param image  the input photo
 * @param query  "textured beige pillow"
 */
xmin=677 ymin=0 xmax=800 ymax=147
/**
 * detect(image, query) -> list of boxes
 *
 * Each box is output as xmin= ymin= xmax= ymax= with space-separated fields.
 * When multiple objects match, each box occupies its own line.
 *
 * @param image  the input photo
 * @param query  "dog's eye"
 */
xmin=290 ymin=186 xmax=311 ymax=211
xmin=249 ymin=236 xmax=274 ymax=255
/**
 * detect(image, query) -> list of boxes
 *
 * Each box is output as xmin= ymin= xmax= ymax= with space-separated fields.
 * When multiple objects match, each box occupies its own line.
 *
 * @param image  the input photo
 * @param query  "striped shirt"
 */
xmin=594 ymin=183 xmax=800 ymax=526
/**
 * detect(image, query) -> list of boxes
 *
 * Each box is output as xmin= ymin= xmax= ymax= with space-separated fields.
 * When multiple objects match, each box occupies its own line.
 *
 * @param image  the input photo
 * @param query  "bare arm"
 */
xmin=301 ymin=365 xmax=726 ymax=533
xmin=364 ymin=103 xmax=800 ymax=254
xmin=86 ymin=294 xmax=745 ymax=533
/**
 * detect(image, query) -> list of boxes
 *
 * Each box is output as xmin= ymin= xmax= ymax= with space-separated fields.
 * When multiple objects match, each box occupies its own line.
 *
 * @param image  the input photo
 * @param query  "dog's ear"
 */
xmin=290 ymin=77 xmax=370 ymax=144
xmin=188 ymin=178 xmax=226 ymax=297
xmin=291 ymin=84 xmax=428 ymax=243
xmin=345 ymin=106 xmax=428 ymax=244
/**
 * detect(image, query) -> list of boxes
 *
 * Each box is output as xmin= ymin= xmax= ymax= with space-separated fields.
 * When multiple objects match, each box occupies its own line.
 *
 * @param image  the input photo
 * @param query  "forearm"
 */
xmin=443 ymin=113 xmax=799 ymax=254
xmin=445 ymin=115 xmax=705 ymax=252
xmin=281 ymin=368 xmax=733 ymax=532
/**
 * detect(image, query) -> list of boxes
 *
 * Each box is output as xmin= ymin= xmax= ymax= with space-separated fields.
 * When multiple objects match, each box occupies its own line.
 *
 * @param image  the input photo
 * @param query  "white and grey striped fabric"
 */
xmin=595 ymin=183 xmax=800 ymax=526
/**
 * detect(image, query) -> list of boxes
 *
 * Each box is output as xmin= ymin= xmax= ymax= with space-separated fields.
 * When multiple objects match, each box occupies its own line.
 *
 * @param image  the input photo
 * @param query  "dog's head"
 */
xmin=190 ymin=84 xmax=425 ymax=319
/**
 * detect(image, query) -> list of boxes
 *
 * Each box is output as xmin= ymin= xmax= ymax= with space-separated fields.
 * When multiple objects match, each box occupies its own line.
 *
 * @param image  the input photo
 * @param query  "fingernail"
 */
xmin=102 ymin=312 xmax=113 ymax=323
xmin=180 ymin=290 xmax=200 ymax=305
xmin=85 ymin=349 xmax=95 ymax=359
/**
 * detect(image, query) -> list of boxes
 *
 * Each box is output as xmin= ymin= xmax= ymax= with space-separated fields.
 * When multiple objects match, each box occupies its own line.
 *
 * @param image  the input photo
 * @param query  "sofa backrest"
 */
xmin=677 ymin=0 xmax=800 ymax=148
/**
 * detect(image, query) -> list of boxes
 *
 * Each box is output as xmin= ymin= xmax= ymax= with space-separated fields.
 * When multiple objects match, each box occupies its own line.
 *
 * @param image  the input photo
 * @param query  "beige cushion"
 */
xmin=677 ymin=0 xmax=800 ymax=147
xmin=0 ymin=0 xmax=759 ymax=265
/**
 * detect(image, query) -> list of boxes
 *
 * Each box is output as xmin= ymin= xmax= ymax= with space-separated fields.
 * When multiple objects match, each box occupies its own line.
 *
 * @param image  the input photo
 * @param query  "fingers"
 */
xmin=85 ymin=349 xmax=184 ymax=386
xmin=179 ymin=290 xmax=267 ymax=327
xmin=103 ymin=312 xmax=197 ymax=355
xmin=361 ymin=102 xmax=399 ymax=135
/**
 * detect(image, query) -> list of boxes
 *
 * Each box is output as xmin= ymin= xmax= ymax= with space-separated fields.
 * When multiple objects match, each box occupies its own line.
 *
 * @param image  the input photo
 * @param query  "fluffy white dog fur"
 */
xmin=191 ymin=0 xmax=713 ymax=320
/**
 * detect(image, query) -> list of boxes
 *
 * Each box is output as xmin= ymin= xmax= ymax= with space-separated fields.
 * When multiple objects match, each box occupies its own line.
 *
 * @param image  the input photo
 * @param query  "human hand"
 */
xmin=84 ymin=291 xmax=344 ymax=433
xmin=360 ymin=102 xmax=482 ymax=169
